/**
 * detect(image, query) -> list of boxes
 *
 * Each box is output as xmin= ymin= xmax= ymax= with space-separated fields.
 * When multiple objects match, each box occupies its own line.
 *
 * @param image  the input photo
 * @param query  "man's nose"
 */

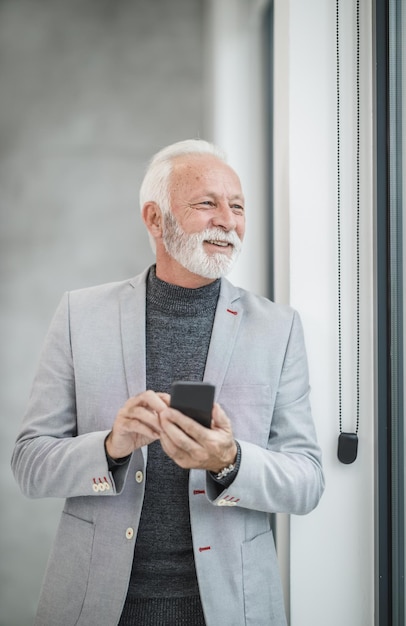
xmin=211 ymin=202 xmax=237 ymax=231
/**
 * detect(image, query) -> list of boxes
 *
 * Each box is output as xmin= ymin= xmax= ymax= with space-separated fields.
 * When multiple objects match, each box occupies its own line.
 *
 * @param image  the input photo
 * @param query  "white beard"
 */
xmin=162 ymin=211 xmax=242 ymax=279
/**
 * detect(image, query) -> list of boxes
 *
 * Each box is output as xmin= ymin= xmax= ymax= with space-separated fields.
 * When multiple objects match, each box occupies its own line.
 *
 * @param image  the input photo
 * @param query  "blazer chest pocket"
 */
xmin=217 ymin=384 xmax=273 ymax=446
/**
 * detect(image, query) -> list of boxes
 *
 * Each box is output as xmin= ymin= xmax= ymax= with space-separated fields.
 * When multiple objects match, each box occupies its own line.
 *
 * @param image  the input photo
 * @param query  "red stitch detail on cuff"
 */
xmin=226 ymin=309 xmax=238 ymax=315
xmin=199 ymin=546 xmax=211 ymax=552
xmin=193 ymin=490 xmax=206 ymax=495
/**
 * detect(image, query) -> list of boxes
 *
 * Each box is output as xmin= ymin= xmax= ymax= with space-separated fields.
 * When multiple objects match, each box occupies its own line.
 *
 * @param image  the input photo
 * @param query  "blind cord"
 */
xmin=336 ymin=0 xmax=361 ymax=464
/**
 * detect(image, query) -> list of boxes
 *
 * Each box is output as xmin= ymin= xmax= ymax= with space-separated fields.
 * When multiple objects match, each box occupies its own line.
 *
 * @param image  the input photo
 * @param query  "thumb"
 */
xmin=211 ymin=403 xmax=230 ymax=429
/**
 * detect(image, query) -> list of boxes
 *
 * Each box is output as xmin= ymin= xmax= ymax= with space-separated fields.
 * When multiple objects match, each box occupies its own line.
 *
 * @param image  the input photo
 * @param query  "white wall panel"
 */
xmin=285 ymin=1 xmax=375 ymax=625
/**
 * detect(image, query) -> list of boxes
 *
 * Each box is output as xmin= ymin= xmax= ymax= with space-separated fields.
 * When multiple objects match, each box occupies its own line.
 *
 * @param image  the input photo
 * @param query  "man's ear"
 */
xmin=142 ymin=202 xmax=163 ymax=241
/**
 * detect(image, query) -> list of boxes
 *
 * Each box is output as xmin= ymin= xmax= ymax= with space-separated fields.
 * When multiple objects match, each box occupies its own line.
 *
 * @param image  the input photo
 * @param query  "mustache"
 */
xmin=194 ymin=227 xmax=242 ymax=248
xmin=162 ymin=212 xmax=242 ymax=253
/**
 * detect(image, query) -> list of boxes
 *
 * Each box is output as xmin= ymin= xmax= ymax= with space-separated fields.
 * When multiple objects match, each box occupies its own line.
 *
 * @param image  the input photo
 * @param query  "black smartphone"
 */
xmin=170 ymin=381 xmax=215 ymax=428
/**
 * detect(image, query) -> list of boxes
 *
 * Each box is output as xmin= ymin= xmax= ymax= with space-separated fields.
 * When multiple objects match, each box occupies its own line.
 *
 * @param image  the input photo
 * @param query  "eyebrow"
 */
xmin=191 ymin=192 xmax=245 ymax=203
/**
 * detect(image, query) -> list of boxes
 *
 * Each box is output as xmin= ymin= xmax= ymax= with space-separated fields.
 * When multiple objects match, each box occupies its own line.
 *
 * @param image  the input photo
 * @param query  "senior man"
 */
xmin=12 ymin=139 xmax=324 ymax=626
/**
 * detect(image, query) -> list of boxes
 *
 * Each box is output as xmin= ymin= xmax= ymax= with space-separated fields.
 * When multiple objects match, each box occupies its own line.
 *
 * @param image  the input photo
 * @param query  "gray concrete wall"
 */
xmin=0 ymin=1 xmax=204 ymax=623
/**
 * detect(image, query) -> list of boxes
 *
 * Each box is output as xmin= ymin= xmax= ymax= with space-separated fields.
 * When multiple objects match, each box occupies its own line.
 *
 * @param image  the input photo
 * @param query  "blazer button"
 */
xmin=135 ymin=471 xmax=144 ymax=483
xmin=126 ymin=527 xmax=134 ymax=540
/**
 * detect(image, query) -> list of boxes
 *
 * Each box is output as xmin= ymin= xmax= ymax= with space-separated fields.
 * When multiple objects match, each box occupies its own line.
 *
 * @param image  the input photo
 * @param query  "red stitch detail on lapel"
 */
xmin=199 ymin=546 xmax=211 ymax=552
xmin=226 ymin=309 xmax=238 ymax=315
xmin=193 ymin=490 xmax=206 ymax=495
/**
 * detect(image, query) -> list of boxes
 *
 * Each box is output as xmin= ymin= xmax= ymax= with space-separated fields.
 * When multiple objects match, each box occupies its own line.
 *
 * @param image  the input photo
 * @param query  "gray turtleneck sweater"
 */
xmin=118 ymin=266 xmax=220 ymax=625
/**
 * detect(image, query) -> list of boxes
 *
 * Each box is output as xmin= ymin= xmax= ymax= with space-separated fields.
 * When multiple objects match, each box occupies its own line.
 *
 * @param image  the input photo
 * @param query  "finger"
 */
xmin=160 ymin=407 xmax=210 ymax=442
xmin=160 ymin=426 xmax=206 ymax=469
xmin=125 ymin=418 xmax=160 ymax=439
xmin=108 ymin=406 xmax=161 ymax=458
xmin=156 ymin=392 xmax=170 ymax=406
xmin=129 ymin=389 xmax=169 ymax=413
xmin=124 ymin=405 xmax=162 ymax=435
xmin=211 ymin=403 xmax=231 ymax=430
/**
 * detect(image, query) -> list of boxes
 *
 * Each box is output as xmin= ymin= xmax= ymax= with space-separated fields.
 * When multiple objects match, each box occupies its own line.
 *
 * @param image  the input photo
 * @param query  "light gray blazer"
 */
xmin=12 ymin=268 xmax=324 ymax=626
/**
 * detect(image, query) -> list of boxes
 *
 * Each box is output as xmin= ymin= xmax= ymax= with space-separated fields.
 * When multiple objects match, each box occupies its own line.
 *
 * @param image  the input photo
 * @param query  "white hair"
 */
xmin=139 ymin=139 xmax=228 ymax=216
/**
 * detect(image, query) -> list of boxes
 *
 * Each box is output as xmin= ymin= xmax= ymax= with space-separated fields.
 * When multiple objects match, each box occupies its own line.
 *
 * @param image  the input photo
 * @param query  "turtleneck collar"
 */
xmin=146 ymin=265 xmax=221 ymax=316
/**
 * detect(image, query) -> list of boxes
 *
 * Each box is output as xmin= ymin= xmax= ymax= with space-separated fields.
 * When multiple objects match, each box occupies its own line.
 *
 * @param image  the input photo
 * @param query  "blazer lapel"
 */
xmin=203 ymin=278 xmax=242 ymax=401
xmin=119 ymin=269 xmax=149 ymax=399
xmin=119 ymin=271 xmax=242 ymax=402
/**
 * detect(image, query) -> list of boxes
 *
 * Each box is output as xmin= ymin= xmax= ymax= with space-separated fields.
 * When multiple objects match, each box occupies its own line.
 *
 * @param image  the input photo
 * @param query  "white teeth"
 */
xmin=207 ymin=240 xmax=229 ymax=247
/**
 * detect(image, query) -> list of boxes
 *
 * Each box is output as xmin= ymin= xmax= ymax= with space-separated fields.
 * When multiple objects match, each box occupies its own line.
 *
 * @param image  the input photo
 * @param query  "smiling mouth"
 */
xmin=205 ymin=240 xmax=232 ymax=248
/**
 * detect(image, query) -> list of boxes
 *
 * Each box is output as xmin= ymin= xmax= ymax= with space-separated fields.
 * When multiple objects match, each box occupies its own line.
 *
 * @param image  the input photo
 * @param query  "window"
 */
xmin=375 ymin=0 xmax=405 ymax=624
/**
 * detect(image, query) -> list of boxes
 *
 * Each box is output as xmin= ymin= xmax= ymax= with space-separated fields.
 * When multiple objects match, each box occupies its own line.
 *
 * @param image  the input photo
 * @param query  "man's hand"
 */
xmin=159 ymin=402 xmax=237 ymax=472
xmin=105 ymin=390 xmax=170 ymax=460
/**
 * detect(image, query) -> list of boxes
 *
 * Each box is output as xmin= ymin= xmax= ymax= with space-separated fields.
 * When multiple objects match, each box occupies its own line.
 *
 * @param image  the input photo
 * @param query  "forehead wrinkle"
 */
xmin=169 ymin=156 xmax=244 ymax=208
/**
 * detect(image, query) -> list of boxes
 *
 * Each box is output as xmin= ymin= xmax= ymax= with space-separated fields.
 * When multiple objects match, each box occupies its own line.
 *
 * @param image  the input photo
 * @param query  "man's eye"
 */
xmin=232 ymin=204 xmax=244 ymax=212
xmin=193 ymin=201 xmax=215 ymax=209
